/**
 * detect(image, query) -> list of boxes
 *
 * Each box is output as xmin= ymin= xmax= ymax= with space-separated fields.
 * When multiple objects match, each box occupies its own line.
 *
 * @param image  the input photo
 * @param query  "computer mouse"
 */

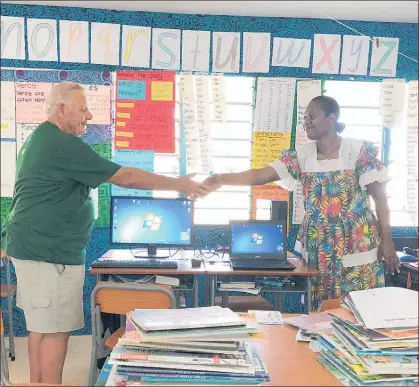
xmin=191 ymin=258 xmax=202 ymax=268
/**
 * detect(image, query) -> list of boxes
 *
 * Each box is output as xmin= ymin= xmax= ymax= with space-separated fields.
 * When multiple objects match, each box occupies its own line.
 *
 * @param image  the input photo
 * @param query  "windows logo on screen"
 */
xmin=251 ymin=233 xmax=263 ymax=245
xmin=143 ymin=213 xmax=162 ymax=231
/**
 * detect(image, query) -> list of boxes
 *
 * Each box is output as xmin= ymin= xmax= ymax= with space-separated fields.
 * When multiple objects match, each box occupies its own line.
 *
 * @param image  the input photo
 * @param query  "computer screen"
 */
xmin=229 ymin=221 xmax=286 ymax=256
xmin=111 ymin=197 xmax=193 ymax=247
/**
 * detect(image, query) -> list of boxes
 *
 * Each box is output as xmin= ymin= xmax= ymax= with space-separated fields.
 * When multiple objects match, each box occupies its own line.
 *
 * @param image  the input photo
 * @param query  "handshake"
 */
xmin=175 ymin=173 xmax=223 ymax=200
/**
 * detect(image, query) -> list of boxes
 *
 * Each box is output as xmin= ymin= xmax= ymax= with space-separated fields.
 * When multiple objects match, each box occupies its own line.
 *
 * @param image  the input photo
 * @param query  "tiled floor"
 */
xmin=5 ymin=336 xmax=92 ymax=386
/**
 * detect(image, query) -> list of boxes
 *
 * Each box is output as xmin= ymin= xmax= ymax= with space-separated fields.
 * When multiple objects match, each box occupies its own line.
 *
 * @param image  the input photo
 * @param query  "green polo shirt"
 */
xmin=1 ymin=121 xmax=121 ymax=265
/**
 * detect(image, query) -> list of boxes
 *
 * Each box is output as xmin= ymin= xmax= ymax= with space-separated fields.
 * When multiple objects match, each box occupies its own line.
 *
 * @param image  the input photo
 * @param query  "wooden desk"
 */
xmin=88 ymin=249 xmax=206 ymax=307
xmin=204 ymin=255 xmax=319 ymax=312
xmin=256 ymin=317 xmax=341 ymax=386
xmin=101 ymin=316 xmax=341 ymax=386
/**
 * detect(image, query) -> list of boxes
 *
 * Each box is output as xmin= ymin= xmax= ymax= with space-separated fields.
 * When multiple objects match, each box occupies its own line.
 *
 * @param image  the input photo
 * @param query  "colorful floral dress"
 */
xmin=270 ymin=138 xmax=387 ymax=310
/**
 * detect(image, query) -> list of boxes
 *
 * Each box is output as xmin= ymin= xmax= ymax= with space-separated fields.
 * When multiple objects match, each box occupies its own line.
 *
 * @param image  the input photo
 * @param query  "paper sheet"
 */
xmin=292 ymin=182 xmax=305 ymax=224
xmin=82 ymin=85 xmax=111 ymax=125
xmin=27 ymin=18 xmax=58 ymax=62
xmin=16 ymin=123 xmax=39 ymax=153
xmin=1 ymin=141 xmax=16 ymax=198
xmin=254 ymin=77 xmax=296 ymax=132
xmin=195 ymin=75 xmax=213 ymax=174
xmin=312 ymin=34 xmax=341 ymax=74
xmin=380 ymin=79 xmax=406 ymax=129
xmin=212 ymin=32 xmax=240 ymax=73
xmin=112 ymin=150 xmax=155 ymax=197
xmin=181 ymin=30 xmax=211 ymax=72
xmin=180 ymin=74 xmax=198 ymax=171
xmin=0 ymin=16 xmax=25 ymax=60
xmin=370 ymin=37 xmax=399 ymax=78
xmin=340 ymin=35 xmax=370 ymax=76
xmin=15 ymin=82 xmax=51 ymax=124
xmin=211 ymin=74 xmax=227 ymax=123
xmin=90 ymin=22 xmax=120 ymax=65
xmin=59 ymin=20 xmax=89 ymax=63
xmin=0 ymin=81 xmax=16 ymax=139
xmin=242 ymin=32 xmax=271 ymax=73
xmin=115 ymin=70 xmax=176 ymax=153
xmin=151 ymin=28 xmax=181 ymax=70
xmin=405 ymin=81 xmax=418 ymax=214
xmin=121 ymin=25 xmax=151 ymax=68
xmin=252 ymin=131 xmax=291 ymax=169
xmin=271 ymin=38 xmax=311 ymax=68
xmin=295 ymin=80 xmax=321 ymax=148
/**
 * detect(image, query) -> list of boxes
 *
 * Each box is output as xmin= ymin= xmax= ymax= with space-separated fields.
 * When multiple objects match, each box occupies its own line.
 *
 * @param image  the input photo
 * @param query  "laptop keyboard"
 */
xmin=230 ymin=259 xmax=296 ymax=270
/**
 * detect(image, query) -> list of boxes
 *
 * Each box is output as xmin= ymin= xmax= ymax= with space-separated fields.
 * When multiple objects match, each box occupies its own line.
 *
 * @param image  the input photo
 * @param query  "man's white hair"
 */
xmin=45 ymin=82 xmax=85 ymax=116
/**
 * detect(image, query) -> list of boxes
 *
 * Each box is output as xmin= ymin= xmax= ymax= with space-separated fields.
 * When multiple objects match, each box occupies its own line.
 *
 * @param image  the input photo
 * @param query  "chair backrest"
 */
xmin=92 ymin=282 xmax=176 ymax=315
xmin=318 ymin=298 xmax=341 ymax=312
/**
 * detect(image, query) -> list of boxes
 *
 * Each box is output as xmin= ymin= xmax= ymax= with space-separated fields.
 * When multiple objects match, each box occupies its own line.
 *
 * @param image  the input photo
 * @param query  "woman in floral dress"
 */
xmin=205 ymin=96 xmax=399 ymax=310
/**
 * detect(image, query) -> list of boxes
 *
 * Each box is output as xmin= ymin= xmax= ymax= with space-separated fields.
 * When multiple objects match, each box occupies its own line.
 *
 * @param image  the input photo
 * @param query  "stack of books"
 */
xmin=315 ymin=287 xmax=419 ymax=386
xmin=101 ymin=306 xmax=270 ymax=386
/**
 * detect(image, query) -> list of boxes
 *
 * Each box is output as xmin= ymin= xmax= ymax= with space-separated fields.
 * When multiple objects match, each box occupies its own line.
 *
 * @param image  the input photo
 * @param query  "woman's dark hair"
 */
xmin=311 ymin=95 xmax=346 ymax=133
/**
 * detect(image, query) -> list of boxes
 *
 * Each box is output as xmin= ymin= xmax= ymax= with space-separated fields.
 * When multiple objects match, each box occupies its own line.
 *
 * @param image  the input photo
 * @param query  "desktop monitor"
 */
xmin=229 ymin=220 xmax=287 ymax=259
xmin=111 ymin=196 xmax=194 ymax=258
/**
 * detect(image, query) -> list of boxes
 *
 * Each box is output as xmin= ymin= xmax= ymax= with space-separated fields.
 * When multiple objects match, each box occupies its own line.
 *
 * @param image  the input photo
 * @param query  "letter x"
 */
xmin=316 ymin=38 xmax=339 ymax=71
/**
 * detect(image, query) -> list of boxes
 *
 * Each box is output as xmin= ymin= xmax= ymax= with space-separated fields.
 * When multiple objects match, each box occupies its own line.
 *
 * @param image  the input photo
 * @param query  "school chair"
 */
xmin=88 ymin=282 xmax=176 ymax=386
xmin=0 ymin=255 xmax=16 ymax=361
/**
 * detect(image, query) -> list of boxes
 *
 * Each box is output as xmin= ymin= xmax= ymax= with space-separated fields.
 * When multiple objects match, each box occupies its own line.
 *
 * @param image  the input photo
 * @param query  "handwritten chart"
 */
xmin=82 ymin=84 xmax=111 ymax=125
xmin=254 ymin=78 xmax=296 ymax=132
xmin=1 ymin=141 xmax=16 ymax=198
xmin=16 ymin=123 xmax=39 ymax=153
xmin=212 ymin=74 xmax=227 ymax=122
xmin=1 ymin=81 xmax=16 ymax=139
xmin=180 ymin=74 xmax=198 ymax=171
xmin=405 ymin=81 xmax=418 ymax=214
xmin=112 ymin=150 xmax=155 ymax=197
xmin=115 ymin=70 xmax=175 ymax=152
xmin=196 ymin=75 xmax=213 ymax=174
xmin=252 ymin=131 xmax=291 ymax=169
xmin=295 ymin=80 xmax=321 ymax=148
xmin=15 ymin=82 xmax=52 ymax=124
xmin=380 ymin=79 xmax=406 ymax=129
xmin=292 ymin=182 xmax=305 ymax=224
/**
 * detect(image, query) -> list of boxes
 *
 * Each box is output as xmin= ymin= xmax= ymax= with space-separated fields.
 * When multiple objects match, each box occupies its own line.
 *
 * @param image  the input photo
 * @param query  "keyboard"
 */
xmin=230 ymin=259 xmax=296 ymax=270
xmin=91 ymin=258 xmax=178 ymax=269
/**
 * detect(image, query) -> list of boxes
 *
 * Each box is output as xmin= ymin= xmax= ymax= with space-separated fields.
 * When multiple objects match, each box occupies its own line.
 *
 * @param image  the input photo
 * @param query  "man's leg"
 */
xmin=39 ymin=332 xmax=70 ymax=384
xmin=28 ymin=332 xmax=42 ymax=383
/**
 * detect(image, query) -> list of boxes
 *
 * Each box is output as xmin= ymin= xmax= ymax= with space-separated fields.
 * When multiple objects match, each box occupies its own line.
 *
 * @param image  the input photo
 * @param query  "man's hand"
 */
xmin=203 ymin=174 xmax=223 ymax=191
xmin=175 ymin=173 xmax=212 ymax=199
xmin=378 ymin=238 xmax=400 ymax=275
xmin=1 ymin=248 xmax=8 ymax=259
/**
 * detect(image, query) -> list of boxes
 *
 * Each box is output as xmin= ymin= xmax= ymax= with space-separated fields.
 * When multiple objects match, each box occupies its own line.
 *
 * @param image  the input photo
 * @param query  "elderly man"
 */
xmin=1 ymin=82 xmax=211 ymax=384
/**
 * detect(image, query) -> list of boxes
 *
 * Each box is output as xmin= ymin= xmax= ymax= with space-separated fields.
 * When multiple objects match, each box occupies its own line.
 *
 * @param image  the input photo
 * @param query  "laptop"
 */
xmin=228 ymin=220 xmax=296 ymax=270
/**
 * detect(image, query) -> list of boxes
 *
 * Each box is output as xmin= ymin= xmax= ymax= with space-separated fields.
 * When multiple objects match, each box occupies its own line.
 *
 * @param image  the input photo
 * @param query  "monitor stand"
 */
xmin=133 ymin=245 xmax=170 ymax=259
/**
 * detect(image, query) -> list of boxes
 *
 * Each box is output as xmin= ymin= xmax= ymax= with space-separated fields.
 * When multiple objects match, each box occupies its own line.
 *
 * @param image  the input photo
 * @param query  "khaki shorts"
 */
xmin=11 ymin=258 xmax=85 ymax=334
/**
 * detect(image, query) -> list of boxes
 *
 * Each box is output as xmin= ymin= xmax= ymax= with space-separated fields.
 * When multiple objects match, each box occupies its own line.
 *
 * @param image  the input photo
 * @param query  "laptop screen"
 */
xmin=229 ymin=221 xmax=286 ymax=257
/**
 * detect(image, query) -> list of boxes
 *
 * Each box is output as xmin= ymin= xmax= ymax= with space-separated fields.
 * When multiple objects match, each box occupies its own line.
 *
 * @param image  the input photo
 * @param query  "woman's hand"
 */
xmin=203 ymin=174 xmax=223 ymax=191
xmin=378 ymin=239 xmax=400 ymax=275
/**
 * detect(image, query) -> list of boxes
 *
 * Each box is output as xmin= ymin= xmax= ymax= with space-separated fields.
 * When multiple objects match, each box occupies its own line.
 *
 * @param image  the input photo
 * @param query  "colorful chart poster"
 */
xmin=114 ymin=70 xmax=175 ymax=153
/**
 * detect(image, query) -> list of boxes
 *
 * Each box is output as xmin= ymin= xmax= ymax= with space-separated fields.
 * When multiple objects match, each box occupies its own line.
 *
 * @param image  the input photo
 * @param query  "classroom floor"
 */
xmin=5 ymin=336 xmax=92 ymax=386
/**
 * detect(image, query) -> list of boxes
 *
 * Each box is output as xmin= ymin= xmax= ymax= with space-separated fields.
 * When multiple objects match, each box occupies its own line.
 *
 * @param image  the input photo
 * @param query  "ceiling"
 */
xmin=3 ymin=1 xmax=419 ymax=23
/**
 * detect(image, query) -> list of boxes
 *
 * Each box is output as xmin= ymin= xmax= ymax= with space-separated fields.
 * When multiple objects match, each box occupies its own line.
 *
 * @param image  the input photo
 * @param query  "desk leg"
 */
xmin=221 ymin=292 xmax=228 ymax=308
xmin=193 ymin=276 xmax=199 ymax=308
xmin=274 ymin=292 xmax=285 ymax=312
xmin=209 ymin=275 xmax=216 ymax=306
xmin=307 ymin=277 xmax=312 ymax=313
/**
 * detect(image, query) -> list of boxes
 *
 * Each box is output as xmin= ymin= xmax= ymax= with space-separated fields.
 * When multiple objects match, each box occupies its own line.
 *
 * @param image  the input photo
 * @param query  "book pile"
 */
xmin=315 ymin=287 xmax=419 ymax=386
xmin=103 ymin=306 xmax=270 ymax=386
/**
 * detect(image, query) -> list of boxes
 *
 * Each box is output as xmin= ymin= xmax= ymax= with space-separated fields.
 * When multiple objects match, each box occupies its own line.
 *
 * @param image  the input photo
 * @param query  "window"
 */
xmin=189 ymin=76 xmax=254 ymax=225
xmin=325 ymin=80 xmax=417 ymax=227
